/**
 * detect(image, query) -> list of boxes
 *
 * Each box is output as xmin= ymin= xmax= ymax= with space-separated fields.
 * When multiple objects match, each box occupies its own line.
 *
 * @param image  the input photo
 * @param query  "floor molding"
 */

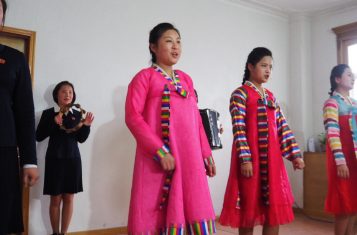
xmin=68 ymin=226 xmax=127 ymax=235
xmin=68 ymin=216 xmax=221 ymax=234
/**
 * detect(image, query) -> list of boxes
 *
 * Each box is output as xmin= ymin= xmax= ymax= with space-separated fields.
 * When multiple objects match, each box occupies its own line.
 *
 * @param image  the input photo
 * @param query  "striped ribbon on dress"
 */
xmin=153 ymin=65 xmax=188 ymax=209
xmin=245 ymin=81 xmax=275 ymax=206
xmin=257 ymin=98 xmax=275 ymax=206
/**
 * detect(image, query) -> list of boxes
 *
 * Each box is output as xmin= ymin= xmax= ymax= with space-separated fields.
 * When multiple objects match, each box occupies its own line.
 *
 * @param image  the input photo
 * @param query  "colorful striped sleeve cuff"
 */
xmin=230 ymin=88 xmax=252 ymax=163
xmin=276 ymin=106 xmax=302 ymax=161
xmin=153 ymin=144 xmax=170 ymax=162
xmin=323 ymin=99 xmax=346 ymax=165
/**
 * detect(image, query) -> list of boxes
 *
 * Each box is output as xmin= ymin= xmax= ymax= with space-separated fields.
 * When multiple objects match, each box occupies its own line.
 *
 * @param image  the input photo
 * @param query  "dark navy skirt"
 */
xmin=44 ymin=157 xmax=83 ymax=195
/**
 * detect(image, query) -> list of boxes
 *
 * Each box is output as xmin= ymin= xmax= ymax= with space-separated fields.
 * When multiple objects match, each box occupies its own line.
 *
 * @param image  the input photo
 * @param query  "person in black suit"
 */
xmin=36 ymin=81 xmax=94 ymax=235
xmin=0 ymin=0 xmax=39 ymax=234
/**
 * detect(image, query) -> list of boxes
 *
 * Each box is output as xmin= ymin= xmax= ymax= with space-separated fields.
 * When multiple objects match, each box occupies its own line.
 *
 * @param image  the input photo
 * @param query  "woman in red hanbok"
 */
xmin=323 ymin=64 xmax=357 ymax=235
xmin=220 ymin=47 xmax=304 ymax=235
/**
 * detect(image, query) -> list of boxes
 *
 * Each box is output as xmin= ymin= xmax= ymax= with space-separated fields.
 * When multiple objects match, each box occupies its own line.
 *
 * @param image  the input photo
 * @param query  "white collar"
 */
xmin=54 ymin=105 xmax=73 ymax=114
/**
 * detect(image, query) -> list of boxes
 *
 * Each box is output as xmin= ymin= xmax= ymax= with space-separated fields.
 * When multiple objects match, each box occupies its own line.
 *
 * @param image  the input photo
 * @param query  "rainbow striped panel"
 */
xmin=276 ymin=106 xmax=302 ymax=161
xmin=230 ymin=87 xmax=252 ymax=163
xmin=323 ymin=97 xmax=346 ymax=165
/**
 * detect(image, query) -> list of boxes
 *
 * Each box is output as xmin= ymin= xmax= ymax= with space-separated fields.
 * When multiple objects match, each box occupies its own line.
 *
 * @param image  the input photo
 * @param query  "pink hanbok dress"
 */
xmin=125 ymin=66 xmax=216 ymax=235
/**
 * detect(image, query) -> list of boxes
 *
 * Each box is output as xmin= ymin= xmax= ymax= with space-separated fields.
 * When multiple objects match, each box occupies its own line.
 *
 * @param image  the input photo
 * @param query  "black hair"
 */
xmin=52 ymin=81 xmax=76 ymax=105
xmin=242 ymin=47 xmax=273 ymax=85
xmin=1 ymin=0 xmax=7 ymax=26
xmin=329 ymin=64 xmax=350 ymax=96
xmin=149 ymin=22 xmax=180 ymax=63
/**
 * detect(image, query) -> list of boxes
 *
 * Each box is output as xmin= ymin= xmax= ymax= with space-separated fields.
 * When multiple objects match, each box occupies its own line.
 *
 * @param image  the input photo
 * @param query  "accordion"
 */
xmin=199 ymin=109 xmax=223 ymax=150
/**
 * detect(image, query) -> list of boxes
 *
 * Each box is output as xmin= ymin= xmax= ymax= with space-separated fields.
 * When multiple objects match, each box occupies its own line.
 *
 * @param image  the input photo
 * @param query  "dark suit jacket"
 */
xmin=36 ymin=108 xmax=90 ymax=159
xmin=0 ymin=44 xmax=37 ymax=166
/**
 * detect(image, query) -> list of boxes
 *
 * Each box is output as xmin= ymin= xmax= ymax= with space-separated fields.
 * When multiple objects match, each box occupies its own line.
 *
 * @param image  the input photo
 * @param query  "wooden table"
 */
xmin=303 ymin=151 xmax=333 ymax=221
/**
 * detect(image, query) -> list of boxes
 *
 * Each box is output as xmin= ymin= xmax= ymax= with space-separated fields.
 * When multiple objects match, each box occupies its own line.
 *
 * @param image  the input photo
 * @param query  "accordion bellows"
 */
xmin=199 ymin=109 xmax=223 ymax=150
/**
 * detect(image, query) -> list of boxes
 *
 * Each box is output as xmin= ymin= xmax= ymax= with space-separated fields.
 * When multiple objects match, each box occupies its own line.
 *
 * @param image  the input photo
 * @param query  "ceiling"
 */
xmin=239 ymin=0 xmax=357 ymax=13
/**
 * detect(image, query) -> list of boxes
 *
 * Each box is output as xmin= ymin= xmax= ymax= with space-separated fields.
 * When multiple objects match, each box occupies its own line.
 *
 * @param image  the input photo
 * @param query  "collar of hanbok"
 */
xmin=152 ymin=63 xmax=188 ymax=98
xmin=244 ymin=80 xmax=267 ymax=99
xmin=244 ymin=80 xmax=275 ymax=108
xmin=333 ymin=91 xmax=353 ymax=105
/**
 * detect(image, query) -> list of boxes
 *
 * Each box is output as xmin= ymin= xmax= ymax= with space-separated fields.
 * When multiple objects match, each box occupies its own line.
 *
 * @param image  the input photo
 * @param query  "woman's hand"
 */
xmin=337 ymin=164 xmax=349 ymax=179
xmin=241 ymin=162 xmax=253 ymax=178
xmin=219 ymin=124 xmax=224 ymax=134
xmin=83 ymin=112 xmax=94 ymax=126
xmin=160 ymin=153 xmax=175 ymax=171
xmin=205 ymin=156 xmax=216 ymax=177
xmin=54 ymin=113 xmax=63 ymax=125
xmin=292 ymin=158 xmax=305 ymax=170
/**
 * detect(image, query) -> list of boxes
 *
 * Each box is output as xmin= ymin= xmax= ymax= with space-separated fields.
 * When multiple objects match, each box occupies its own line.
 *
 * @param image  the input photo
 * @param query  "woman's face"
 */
xmin=150 ymin=29 xmax=181 ymax=67
xmin=248 ymin=56 xmax=273 ymax=85
xmin=336 ymin=67 xmax=355 ymax=91
xmin=57 ymin=85 xmax=74 ymax=107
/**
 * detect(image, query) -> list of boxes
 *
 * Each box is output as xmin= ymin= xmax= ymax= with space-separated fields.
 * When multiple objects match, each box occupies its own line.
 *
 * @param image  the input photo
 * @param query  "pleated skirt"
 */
xmin=44 ymin=157 xmax=83 ymax=195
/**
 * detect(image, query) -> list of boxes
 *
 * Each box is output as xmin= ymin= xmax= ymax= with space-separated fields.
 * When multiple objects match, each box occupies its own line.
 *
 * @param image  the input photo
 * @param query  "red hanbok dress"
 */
xmin=323 ymin=92 xmax=357 ymax=214
xmin=220 ymin=81 xmax=302 ymax=228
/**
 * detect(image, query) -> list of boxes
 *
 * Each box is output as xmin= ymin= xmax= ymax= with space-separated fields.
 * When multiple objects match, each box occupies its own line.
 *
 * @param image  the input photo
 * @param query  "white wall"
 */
xmin=311 ymin=6 xmax=357 ymax=136
xmin=285 ymin=13 xmax=313 ymax=208
xmin=6 ymin=0 xmax=291 ymax=234
xmin=285 ymin=3 xmax=357 ymax=212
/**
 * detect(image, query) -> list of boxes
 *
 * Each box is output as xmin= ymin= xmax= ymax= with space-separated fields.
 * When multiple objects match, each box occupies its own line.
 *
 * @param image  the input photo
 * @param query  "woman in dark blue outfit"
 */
xmin=0 ymin=0 xmax=39 ymax=234
xmin=36 ymin=81 xmax=94 ymax=235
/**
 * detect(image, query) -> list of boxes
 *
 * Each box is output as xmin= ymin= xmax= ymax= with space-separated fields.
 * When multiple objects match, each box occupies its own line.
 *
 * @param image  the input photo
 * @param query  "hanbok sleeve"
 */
xmin=275 ymin=102 xmax=302 ymax=161
xmin=198 ymin=114 xmax=213 ymax=159
xmin=184 ymin=72 xmax=212 ymax=160
xmin=125 ymin=71 xmax=169 ymax=160
xmin=323 ymin=98 xmax=346 ymax=165
xmin=230 ymin=88 xmax=252 ymax=163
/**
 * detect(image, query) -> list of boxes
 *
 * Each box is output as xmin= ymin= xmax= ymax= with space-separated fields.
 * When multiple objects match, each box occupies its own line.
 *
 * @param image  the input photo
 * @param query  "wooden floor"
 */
xmin=67 ymin=212 xmax=337 ymax=235
xmin=216 ymin=213 xmax=335 ymax=235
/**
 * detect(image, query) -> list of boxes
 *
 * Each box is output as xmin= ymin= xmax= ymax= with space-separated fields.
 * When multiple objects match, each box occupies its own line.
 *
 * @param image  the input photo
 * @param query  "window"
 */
xmin=333 ymin=22 xmax=357 ymax=98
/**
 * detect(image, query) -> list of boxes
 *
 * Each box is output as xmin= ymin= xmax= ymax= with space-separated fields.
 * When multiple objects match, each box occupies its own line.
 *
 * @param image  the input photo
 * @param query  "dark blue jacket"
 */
xmin=36 ymin=108 xmax=90 ymax=159
xmin=0 ymin=44 xmax=37 ymax=166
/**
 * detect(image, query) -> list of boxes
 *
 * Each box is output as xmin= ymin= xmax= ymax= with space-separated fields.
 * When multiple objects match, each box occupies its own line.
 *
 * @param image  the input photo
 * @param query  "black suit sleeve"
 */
xmin=13 ymin=54 xmax=37 ymax=166
xmin=76 ymin=125 xmax=90 ymax=143
xmin=36 ymin=109 xmax=57 ymax=142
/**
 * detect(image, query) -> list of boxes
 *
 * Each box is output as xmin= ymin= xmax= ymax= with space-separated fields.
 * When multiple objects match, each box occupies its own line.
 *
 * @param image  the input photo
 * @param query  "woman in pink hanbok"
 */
xmin=125 ymin=23 xmax=216 ymax=234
